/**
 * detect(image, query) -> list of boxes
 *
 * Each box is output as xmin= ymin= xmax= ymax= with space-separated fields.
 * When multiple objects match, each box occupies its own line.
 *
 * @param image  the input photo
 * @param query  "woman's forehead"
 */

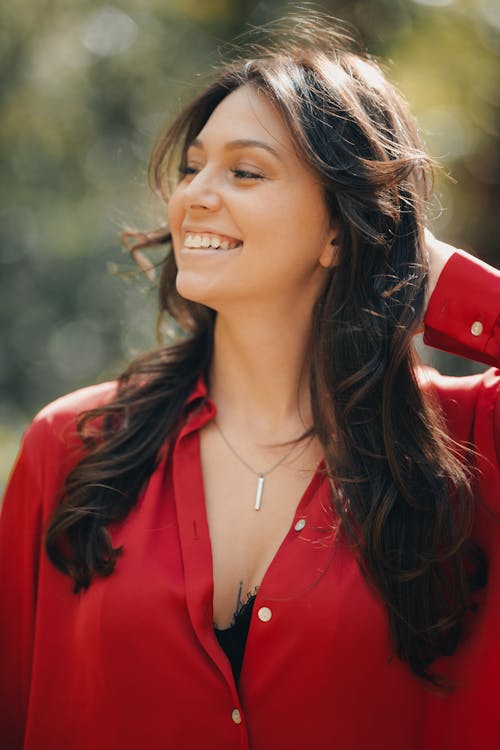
xmin=191 ymin=86 xmax=292 ymax=155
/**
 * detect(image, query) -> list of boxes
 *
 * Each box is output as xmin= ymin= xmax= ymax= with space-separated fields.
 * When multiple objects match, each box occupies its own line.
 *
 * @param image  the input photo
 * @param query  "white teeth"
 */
xmin=184 ymin=233 xmax=240 ymax=250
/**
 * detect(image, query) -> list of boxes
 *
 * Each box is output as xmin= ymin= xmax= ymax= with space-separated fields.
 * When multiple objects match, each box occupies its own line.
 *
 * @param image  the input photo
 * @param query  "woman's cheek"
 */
xmin=167 ymin=191 xmax=183 ymax=234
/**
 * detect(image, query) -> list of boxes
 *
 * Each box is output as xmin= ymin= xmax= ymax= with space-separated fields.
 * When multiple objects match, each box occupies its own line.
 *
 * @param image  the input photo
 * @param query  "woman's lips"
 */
xmin=183 ymin=231 xmax=242 ymax=250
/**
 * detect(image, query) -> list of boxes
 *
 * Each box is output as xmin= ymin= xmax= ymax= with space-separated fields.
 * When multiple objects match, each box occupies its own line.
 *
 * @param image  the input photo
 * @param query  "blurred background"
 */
xmin=1 ymin=0 xmax=499 ymax=488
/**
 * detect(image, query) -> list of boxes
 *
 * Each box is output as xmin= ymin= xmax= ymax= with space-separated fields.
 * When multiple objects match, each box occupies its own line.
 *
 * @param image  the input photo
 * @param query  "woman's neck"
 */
xmin=209 ymin=306 xmax=314 ymax=441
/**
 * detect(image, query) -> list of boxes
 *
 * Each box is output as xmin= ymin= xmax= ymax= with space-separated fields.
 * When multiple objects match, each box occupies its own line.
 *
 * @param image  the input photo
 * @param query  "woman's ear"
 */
xmin=319 ymin=235 xmax=340 ymax=268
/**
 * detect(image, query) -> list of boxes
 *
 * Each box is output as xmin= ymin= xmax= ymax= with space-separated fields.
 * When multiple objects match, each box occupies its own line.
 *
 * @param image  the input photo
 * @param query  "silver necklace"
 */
xmin=213 ymin=421 xmax=303 ymax=510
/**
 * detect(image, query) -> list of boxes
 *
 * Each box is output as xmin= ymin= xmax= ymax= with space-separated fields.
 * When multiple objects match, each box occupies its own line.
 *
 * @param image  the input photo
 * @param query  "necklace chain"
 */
xmin=213 ymin=421 xmax=299 ymax=476
xmin=213 ymin=420 xmax=306 ymax=510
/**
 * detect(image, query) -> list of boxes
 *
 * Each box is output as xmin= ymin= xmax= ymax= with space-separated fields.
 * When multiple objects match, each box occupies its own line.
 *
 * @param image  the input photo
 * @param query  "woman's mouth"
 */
xmin=183 ymin=232 xmax=242 ymax=250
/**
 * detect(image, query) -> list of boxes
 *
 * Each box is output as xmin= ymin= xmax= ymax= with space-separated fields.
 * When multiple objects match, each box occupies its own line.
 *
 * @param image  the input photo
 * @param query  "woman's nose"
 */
xmin=183 ymin=169 xmax=221 ymax=212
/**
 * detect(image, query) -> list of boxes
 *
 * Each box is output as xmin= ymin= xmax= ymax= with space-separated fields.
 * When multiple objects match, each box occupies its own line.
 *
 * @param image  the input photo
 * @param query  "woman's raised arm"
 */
xmin=423 ymin=232 xmax=500 ymax=368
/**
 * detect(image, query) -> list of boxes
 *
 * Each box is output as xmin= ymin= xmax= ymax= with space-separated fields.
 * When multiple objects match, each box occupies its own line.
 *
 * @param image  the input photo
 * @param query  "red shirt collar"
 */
xmin=184 ymin=373 xmax=209 ymax=407
xmin=177 ymin=373 xmax=216 ymax=440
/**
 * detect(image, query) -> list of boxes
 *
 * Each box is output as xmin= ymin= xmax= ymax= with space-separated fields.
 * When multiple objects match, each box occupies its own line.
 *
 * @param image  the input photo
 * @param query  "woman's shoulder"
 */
xmin=20 ymin=381 xmax=118 ymax=477
xmin=416 ymin=364 xmax=496 ymax=399
xmin=33 ymin=381 xmax=118 ymax=428
xmin=417 ymin=364 xmax=500 ymax=400
xmin=2 ymin=382 xmax=119 ymax=520
xmin=417 ymin=365 xmax=500 ymax=449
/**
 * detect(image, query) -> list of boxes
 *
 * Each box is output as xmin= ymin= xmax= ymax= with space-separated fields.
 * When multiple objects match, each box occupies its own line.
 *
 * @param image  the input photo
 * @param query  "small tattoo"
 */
xmin=231 ymin=581 xmax=259 ymax=624
xmin=234 ymin=580 xmax=244 ymax=613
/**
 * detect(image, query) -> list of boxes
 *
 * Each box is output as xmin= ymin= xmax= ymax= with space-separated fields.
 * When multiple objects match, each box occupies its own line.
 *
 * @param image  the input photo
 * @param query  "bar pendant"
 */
xmin=255 ymin=475 xmax=265 ymax=511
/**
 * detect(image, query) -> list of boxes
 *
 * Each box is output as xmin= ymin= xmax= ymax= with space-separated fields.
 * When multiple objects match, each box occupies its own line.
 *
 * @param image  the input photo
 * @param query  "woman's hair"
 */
xmin=46 ymin=14 xmax=486 ymax=686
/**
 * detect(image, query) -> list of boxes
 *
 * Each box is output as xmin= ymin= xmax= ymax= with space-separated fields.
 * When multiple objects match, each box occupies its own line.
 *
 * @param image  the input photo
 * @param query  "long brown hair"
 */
xmin=46 ymin=15 xmax=485 ymax=685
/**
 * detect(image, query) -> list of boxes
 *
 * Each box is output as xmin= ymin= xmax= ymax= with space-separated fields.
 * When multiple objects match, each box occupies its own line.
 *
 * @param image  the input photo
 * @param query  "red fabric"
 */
xmin=1 ymin=251 xmax=500 ymax=750
xmin=424 ymin=248 xmax=500 ymax=366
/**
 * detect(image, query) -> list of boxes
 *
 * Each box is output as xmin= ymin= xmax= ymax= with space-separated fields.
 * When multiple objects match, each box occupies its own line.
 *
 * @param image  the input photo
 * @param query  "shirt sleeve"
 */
xmin=0 ymin=381 xmax=115 ymax=748
xmin=423 ymin=248 xmax=500 ymax=480
xmin=0 ymin=423 xmax=45 ymax=750
xmin=423 ymin=249 xmax=500 ymax=367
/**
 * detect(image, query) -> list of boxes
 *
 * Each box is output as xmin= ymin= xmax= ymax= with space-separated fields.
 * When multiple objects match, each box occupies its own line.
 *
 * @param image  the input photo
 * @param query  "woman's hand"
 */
xmin=413 ymin=229 xmax=457 ymax=334
xmin=423 ymin=229 xmax=457 ymax=311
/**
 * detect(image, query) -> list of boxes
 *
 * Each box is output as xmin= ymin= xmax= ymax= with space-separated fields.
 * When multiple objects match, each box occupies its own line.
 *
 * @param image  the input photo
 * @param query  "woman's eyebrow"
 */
xmin=189 ymin=137 xmax=283 ymax=161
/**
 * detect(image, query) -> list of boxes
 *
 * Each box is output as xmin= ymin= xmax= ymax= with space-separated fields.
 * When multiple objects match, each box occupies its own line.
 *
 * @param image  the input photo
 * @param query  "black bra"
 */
xmin=214 ymin=594 xmax=257 ymax=685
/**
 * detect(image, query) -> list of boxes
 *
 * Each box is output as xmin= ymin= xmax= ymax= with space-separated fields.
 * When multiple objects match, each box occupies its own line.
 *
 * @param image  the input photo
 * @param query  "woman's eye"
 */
xmin=177 ymin=165 xmax=265 ymax=181
xmin=231 ymin=168 xmax=264 ymax=180
xmin=178 ymin=165 xmax=198 ymax=176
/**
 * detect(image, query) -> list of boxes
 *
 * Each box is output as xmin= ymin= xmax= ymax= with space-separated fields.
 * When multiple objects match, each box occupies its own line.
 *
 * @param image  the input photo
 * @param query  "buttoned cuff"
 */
xmin=423 ymin=250 xmax=500 ymax=367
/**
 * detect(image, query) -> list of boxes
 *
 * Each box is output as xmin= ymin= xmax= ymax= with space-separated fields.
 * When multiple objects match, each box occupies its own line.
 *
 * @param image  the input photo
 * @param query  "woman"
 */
xmin=1 ymin=15 xmax=499 ymax=750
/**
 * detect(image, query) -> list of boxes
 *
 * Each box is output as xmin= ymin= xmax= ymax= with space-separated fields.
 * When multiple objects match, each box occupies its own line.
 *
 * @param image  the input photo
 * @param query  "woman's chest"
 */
xmin=69 ymin=441 xmax=388 ymax=665
xmin=200 ymin=433 xmax=326 ymax=626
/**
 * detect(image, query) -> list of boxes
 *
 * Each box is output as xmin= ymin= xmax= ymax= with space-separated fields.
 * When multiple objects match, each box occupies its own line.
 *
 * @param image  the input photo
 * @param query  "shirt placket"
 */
xmin=238 ymin=468 xmax=338 ymax=685
xmin=172 ymin=399 xmax=250 ymax=748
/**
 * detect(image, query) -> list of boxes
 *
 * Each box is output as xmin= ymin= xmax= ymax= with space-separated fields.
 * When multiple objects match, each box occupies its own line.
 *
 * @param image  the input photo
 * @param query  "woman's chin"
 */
xmin=175 ymin=272 xmax=220 ymax=308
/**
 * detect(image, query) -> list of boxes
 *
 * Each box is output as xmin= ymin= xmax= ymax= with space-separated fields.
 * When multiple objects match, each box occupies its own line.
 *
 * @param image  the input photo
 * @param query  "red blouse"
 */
xmin=1 ymin=251 xmax=500 ymax=750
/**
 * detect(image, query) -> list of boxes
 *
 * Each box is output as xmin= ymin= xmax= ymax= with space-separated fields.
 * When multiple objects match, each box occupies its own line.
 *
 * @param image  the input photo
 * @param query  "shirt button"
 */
xmin=232 ymin=708 xmax=242 ymax=724
xmin=471 ymin=321 xmax=483 ymax=337
xmin=258 ymin=606 xmax=272 ymax=622
xmin=294 ymin=518 xmax=306 ymax=531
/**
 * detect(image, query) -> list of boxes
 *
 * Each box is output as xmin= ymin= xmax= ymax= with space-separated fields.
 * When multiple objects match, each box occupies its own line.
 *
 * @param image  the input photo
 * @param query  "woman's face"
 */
xmin=167 ymin=85 xmax=336 ymax=312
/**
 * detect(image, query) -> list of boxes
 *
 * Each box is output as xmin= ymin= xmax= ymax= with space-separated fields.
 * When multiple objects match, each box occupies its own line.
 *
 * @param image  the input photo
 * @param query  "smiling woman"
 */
xmin=1 ymin=12 xmax=500 ymax=750
xmin=169 ymin=85 xmax=335 ymax=310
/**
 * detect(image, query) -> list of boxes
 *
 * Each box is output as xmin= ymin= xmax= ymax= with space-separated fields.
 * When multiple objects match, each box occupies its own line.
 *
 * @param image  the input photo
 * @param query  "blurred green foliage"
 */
xmin=1 ymin=0 xmax=499 ymax=486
